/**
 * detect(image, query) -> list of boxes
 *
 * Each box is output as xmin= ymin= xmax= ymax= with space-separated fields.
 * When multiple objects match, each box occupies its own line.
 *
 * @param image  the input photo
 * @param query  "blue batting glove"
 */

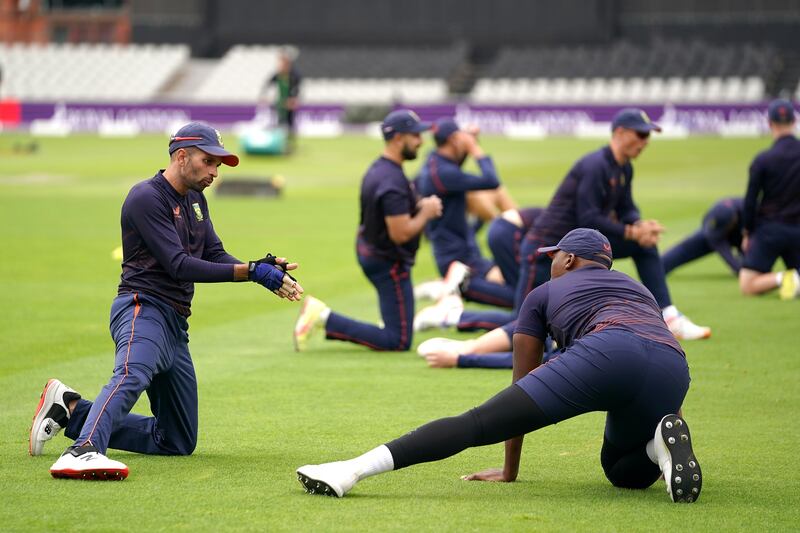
xmin=248 ymin=261 xmax=284 ymax=291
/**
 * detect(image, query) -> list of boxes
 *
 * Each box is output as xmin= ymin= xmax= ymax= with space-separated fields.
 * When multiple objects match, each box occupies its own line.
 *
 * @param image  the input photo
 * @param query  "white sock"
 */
xmin=319 ymin=307 xmax=331 ymax=324
xmin=345 ymin=444 xmax=395 ymax=481
xmin=444 ymin=308 xmax=462 ymax=327
xmin=645 ymin=439 xmax=658 ymax=465
xmin=775 ymin=271 xmax=784 ymax=286
xmin=661 ymin=305 xmax=679 ymax=321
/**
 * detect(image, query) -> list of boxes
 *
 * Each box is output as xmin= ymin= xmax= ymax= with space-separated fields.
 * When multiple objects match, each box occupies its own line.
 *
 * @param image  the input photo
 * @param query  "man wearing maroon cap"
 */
xmin=30 ymin=122 xmax=304 ymax=480
xmin=296 ymin=229 xmax=702 ymax=504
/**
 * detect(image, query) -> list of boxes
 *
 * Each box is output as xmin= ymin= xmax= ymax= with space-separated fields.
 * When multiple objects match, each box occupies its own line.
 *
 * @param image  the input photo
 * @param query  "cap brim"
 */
xmin=410 ymin=121 xmax=433 ymax=133
xmin=197 ymin=144 xmax=240 ymax=167
xmin=632 ymin=123 xmax=662 ymax=133
xmin=537 ymin=245 xmax=560 ymax=254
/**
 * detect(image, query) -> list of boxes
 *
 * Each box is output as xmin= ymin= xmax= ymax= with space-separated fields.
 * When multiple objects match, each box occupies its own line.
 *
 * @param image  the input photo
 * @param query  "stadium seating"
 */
xmin=471 ymin=76 xmax=765 ymax=104
xmin=192 ymin=45 xmax=283 ymax=103
xmin=0 ymin=39 xmax=782 ymax=105
xmin=192 ymin=44 xmax=460 ymax=104
xmin=469 ymin=40 xmax=775 ymax=104
xmin=0 ymin=43 xmax=189 ymax=102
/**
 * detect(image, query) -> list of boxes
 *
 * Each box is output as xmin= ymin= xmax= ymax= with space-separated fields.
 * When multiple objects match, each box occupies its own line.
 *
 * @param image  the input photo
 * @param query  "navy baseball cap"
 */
xmin=767 ymin=99 xmax=796 ymax=124
xmin=381 ymin=110 xmax=432 ymax=140
xmin=611 ymin=108 xmax=662 ymax=133
xmin=169 ymin=122 xmax=240 ymax=167
xmin=538 ymin=228 xmax=613 ymax=268
xmin=433 ymin=117 xmax=460 ymax=143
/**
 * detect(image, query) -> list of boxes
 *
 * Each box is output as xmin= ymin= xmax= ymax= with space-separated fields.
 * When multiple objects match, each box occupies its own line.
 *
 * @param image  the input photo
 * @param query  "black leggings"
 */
xmin=385 ymin=384 xmax=660 ymax=490
xmin=386 ymin=385 xmax=548 ymax=469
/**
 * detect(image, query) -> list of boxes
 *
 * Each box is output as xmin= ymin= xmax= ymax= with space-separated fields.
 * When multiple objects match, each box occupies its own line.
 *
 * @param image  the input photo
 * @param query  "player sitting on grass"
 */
xmin=413 ymin=206 xmax=544 ymax=332
xmin=415 ymin=118 xmax=518 ymax=310
xmin=737 ymin=99 xmax=800 ymax=300
xmin=296 ymin=229 xmax=702 ymax=503
xmin=30 ymin=122 xmax=303 ymax=480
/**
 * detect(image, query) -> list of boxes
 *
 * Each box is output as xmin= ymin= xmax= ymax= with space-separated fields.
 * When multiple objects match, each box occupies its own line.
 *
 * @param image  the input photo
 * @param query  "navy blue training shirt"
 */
xmin=532 ymin=146 xmax=639 ymax=243
xmin=118 ymin=171 xmax=240 ymax=316
xmin=743 ymin=135 xmax=800 ymax=232
xmin=515 ymin=264 xmax=684 ymax=356
xmin=416 ymin=152 xmax=500 ymax=268
xmin=357 ymin=156 xmax=419 ymax=265
xmin=703 ymin=197 xmax=744 ymax=273
xmin=519 ymin=206 xmax=544 ymax=231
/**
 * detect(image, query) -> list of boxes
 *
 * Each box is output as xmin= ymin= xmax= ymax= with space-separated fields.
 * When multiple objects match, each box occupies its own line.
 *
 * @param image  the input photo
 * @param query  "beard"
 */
xmin=401 ymin=144 xmax=418 ymax=161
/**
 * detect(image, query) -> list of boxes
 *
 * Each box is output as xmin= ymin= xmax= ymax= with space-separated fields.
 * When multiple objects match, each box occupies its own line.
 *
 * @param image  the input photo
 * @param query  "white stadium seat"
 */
xmin=0 ymin=43 xmax=188 ymax=102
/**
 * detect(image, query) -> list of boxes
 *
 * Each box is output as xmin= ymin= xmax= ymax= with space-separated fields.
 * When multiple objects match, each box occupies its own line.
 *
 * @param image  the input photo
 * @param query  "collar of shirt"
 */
xmin=155 ymin=170 xmax=186 ymax=202
xmin=601 ymin=145 xmax=625 ymax=169
xmin=378 ymin=156 xmax=403 ymax=170
xmin=774 ymin=134 xmax=797 ymax=146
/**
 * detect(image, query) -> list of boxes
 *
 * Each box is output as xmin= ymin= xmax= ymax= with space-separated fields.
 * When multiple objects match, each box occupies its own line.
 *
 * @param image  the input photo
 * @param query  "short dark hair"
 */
xmin=170 ymin=145 xmax=198 ymax=161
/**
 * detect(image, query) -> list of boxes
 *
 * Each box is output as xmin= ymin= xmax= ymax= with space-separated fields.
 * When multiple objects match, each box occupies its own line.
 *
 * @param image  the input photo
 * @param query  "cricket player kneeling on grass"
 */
xmin=29 ymin=122 xmax=304 ymax=480
xmin=297 ymin=229 xmax=702 ymax=503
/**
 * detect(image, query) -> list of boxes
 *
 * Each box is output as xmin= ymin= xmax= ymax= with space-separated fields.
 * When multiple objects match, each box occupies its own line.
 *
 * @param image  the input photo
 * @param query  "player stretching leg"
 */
xmin=662 ymin=197 xmax=744 ymax=276
xmin=30 ymin=122 xmax=303 ymax=480
xmin=297 ymin=229 xmax=702 ymax=503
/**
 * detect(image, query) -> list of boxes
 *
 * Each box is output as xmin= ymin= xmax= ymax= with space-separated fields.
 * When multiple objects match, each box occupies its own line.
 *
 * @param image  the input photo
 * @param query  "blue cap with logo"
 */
xmin=611 ymin=108 xmax=662 ymax=133
xmin=767 ymin=98 xmax=796 ymax=124
xmin=381 ymin=109 xmax=432 ymax=140
xmin=433 ymin=117 xmax=460 ymax=143
xmin=538 ymin=228 xmax=613 ymax=268
xmin=169 ymin=121 xmax=240 ymax=167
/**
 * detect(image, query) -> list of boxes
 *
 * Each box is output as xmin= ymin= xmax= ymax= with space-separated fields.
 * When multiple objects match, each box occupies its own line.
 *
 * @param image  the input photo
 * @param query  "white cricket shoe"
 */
xmin=29 ymin=379 xmax=80 ymax=456
xmin=297 ymin=461 xmax=358 ymax=498
xmin=779 ymin=269 xmax=800 ymax=300
xmin=416 ymin=337 xmax=467 ymax=358
xmin=442 ymin=261 xmax=470 ymax=297
xmin=413 ymin=294 xmax=463 ymax=332
xmin=666 ymin=314 xmax=711 ymax=340
xmin=413 ymin=280 xmax=446 ymax=301
xmin=653 ymin=414 xmax=701 ymax=503
xmin=293 ymin=296 xmax=329 ymax=352
xmin=50 ymin=445 xmax=129 ymax=480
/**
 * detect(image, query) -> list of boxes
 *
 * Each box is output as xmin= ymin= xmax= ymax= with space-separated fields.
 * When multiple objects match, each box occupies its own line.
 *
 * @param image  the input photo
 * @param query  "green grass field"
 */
xmin=1 ymin=132 xmax=798 ymax=532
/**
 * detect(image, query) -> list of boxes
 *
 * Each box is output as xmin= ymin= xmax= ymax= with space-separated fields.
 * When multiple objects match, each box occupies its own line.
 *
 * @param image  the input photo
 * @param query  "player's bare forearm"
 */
xmin=233 ymin=263 xmax=250 ymax=281
xmin=503 ymin=435 xmax=524 ymax=481
xmin=511 ymin=333 xmax=543 ymax=383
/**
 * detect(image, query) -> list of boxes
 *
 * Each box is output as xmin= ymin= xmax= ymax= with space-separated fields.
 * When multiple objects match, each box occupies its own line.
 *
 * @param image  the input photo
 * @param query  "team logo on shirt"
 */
xmin=192 ymin=202 xmax=204 ymax=221
xmin=173 ymin=206 xmax=182 ymax=220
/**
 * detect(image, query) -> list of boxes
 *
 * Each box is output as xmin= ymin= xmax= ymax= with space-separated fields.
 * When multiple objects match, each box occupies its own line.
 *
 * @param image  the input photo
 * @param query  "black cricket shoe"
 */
xmin=654 ymin=414 xmax=702 ymax=503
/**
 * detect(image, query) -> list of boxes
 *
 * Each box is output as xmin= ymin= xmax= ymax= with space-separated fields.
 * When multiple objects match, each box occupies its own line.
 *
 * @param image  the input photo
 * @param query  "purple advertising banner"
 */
xmin=18 ymin=101 xmax=775 ymax=136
